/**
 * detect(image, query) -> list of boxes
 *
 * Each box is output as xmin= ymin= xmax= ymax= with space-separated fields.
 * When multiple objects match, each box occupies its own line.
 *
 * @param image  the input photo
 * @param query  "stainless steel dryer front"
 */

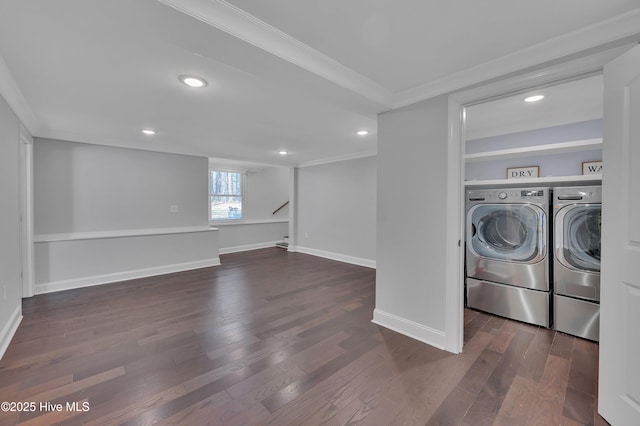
xmin=553 ymin=185 xmax=601 ymax=341
xmin=466 ymin=187 xmax=550 ymax=327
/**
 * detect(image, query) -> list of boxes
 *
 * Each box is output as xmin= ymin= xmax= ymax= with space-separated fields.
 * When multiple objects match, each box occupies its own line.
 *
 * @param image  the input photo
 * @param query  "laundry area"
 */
xmin=463 ymin=74 xmax=603 ymax=341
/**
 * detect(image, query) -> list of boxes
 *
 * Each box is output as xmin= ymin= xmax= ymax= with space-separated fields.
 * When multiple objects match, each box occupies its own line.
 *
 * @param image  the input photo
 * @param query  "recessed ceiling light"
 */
xmin=279 ymin=150 xmax=288 ymax=155
xmin=357 ymin=130 xmax=369 ymax=136
xmin=142 ymin=129 xmax=156 ymax=135
xmin=179 ymin=75 xmax=207 ymax=88
xmin=524 ymin=94 xmax=545 ymax=103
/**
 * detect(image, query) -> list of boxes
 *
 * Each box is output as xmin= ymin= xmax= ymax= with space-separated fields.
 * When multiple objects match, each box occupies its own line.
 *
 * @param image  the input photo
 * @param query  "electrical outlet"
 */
xmin=170 ymin=205 xmax=179 ymax=213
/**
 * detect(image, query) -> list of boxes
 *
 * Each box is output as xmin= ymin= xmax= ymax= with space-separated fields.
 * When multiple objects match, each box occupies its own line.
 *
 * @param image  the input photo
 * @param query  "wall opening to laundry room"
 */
xmin=462 ymin=73 xmax=604 ymax=343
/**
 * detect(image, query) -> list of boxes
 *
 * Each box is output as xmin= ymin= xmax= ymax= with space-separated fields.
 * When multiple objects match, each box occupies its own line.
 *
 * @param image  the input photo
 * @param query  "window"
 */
xmin=209 ymin=170 xmax=243 ymax=220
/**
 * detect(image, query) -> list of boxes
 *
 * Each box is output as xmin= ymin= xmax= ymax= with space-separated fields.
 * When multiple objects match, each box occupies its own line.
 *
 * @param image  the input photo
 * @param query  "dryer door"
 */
xmin=467 ymin=203 xmax=546 ymax=263
xmin=556 ymin=204 xmax=601 ymax=272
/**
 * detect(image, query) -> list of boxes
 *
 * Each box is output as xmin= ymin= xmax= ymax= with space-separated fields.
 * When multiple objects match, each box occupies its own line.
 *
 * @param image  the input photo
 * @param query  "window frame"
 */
xmin=208 ymin=169 xmax=245 ymax=222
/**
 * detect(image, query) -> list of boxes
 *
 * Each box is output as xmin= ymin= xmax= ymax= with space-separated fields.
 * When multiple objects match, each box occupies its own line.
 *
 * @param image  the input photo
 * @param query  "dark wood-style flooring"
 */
xmin=0 ymin=248 xmax=605 ymax=425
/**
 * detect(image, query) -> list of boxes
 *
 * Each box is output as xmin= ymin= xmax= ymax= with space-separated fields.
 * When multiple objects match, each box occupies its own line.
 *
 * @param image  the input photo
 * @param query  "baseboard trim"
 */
xmin=291 ymin=246 xmax=376 ymax=269
xmin=219 ymin=241 xmax=280 ymax=254
xmin=34 ymin=258 xmax=221 ymax=295
xmin=372 ymin=309 xmax=446 ymax=350
xmin=0 ymin=305 xmax=22 ymax=360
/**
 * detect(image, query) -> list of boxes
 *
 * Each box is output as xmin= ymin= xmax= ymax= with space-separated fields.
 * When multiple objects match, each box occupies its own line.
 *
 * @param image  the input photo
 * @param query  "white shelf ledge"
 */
xmin=465 ymin=138 xmax=602 ymax=163
xmin=465 ymin=174 xmax=602 ymax=187
xmin=34 ymin=226 xmax=218 ymax=243
xmin=209 ymin=218 xmax=289 ymax=226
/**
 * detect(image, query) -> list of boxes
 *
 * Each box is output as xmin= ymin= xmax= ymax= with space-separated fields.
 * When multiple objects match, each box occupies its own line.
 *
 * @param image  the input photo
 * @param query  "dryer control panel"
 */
xmin=521 ymin=189 xmax=545 ymax=198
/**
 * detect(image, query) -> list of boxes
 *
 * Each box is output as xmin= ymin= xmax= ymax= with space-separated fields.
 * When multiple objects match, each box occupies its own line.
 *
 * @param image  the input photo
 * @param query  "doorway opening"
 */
xmin=445 ymin=47 xmax=627 ymax=354
xmin=461 ymin=73 xmax=603 ymax=343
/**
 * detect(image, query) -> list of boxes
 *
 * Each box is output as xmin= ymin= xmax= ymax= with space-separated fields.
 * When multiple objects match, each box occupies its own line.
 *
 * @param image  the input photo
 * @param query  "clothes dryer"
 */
xmin=466 ymin=187 xmax=550 ymax=327
xmin=553 ymin=185 xmax=601 ymax=341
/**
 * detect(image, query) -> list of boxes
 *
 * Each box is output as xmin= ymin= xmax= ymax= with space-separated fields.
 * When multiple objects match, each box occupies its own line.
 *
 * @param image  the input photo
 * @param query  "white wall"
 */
xmin=33 ymin=139 xmax=219 ymax=294
xmin=0 ymin=93 xmax=23 ymax=359
xmin=218 ymin=222 xmax=288 ymax=254
xmin=374 ymin=95 xmax=449 ymax=349
xmin=244 ymin=167 xmax=289 ymax=220
xmin=293 ymin=156 xmax=376 ymax=268
xmin=34 ymin=138 xmax=208 ymax=233
xmin=214 ymin=166 xmax=289 ymax=253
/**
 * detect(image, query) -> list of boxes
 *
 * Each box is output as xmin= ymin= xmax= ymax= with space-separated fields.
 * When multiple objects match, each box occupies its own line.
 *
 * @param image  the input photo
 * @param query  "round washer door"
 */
xmin=468 ymin=204 xmax=546 ymax=263
xmin=556 ymin=204 xmax=601 ymax=272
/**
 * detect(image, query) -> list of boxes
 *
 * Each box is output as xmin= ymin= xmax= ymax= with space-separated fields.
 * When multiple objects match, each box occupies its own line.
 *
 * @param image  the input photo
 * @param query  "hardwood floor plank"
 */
xmin=486 ymin=329 xmax=515 ymax=354
xmin=493 ymin=375 xmax=537 ymax=426
xmin=563 ymin=386 xmax=596 ymax=425
xmin=260 ymin=336 xmax=380 ymax=413
xmin=464 ymin=311 xmax=492 ymax=343
xmin=156 ymin=390 xmax=230 ymax=425
xmin=456 ymin=348 xmax=501 ymax=395
xmin=568 ymin=347 xmax=598 ymax=396
xmin=426 ymin=386 xmax=476 ymax=426
xmin=463 ymin=328 xmax=535 ymax=425
xmin=525 ymin=354 xmax=571 ymax=426
xmin=266 ymin=349 xmax=384 ymax=425
xmin=517 ymin=327 xmax=554 ymax=382
xmin=550 ymin=332 xmax=575 ymax=360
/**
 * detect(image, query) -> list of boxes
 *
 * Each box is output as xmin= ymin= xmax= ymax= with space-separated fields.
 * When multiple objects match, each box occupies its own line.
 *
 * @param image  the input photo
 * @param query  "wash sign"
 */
xmin=583 ymin=161 xmax=603 ymax=175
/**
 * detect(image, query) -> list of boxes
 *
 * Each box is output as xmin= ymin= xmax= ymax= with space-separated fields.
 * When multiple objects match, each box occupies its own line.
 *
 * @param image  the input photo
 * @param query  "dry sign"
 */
xmin=507 ymin=166 xmax=539 ymax=179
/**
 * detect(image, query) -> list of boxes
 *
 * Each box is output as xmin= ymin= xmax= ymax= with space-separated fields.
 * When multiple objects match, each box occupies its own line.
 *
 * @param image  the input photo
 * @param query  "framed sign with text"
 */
xmin=506 ymin=166 xmax=539 ymax=179
xmin=582 ymin=161 xmax=603 ymax=175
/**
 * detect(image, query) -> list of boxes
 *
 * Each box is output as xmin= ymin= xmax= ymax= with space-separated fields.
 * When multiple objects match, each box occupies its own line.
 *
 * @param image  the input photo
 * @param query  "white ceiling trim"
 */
xmin=35 ymin=128 xmax=211 ymax=159
xmin=393 ymin=7 xmax=640 ymax=109
xmin=156 ymin=0 xmax=393 ymax=107
xmin=0 ymin=54 xmax=40 ymax=135
xmin=297 ymin=149 xmax=376 ymax=168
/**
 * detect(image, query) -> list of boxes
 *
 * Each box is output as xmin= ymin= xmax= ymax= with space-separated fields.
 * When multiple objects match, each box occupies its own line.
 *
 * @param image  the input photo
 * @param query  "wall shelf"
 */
xmin=465 ymin=174 xmax=602 ymax=187
xmin=465 ymin=138 xmax=602 ymax=163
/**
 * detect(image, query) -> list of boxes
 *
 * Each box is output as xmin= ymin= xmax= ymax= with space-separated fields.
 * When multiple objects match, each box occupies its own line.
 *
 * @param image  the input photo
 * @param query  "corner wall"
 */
xmin=375 ymin=95 xmax=449 ymax=349
xmin=215 ymin=166 xmax=289 ymax=253
xmin=293 ymin=156 xmax=376 ymax=268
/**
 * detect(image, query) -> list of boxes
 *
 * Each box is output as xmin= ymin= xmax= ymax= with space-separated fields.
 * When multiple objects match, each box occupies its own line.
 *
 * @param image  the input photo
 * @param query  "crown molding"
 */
xmin=157 ymin=0 xmax=393 ymax=107
xmin=0 ymin=55 xmax=40 ymax=134
xmin=297 ymin=150 xmax=376 ymax=168
xmin=393 ymin=8 xmax=640 ymax=109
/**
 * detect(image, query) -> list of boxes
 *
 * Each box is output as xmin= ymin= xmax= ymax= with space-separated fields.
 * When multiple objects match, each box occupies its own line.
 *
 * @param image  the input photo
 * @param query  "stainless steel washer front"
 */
xmin=554 ymin=186 xmax=601 ymax=301
xmin=553 ymin=185 xmax=601 ymax=341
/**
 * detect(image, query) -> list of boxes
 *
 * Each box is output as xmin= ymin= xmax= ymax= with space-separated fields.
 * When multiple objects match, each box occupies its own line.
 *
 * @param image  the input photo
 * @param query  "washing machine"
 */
xmin=466 ymin=187 xmax=550 ymax=327
xmin=553 ymin=185 xmax=601 ymax=341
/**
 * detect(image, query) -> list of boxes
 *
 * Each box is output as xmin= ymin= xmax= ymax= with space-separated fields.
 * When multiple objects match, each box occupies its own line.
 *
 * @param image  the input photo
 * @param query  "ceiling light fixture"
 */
xmin=179 ymin=75 xmax=207 ymax=88
xmin=356 ymin=130 xmax=369 ymax=136
xmin=279 ymin=150 xmax=288 ymax=155
xmin=142 ymin=129 xmax=156 ymax=135
xmin=524 ymin=94 xmax=545 ymax=103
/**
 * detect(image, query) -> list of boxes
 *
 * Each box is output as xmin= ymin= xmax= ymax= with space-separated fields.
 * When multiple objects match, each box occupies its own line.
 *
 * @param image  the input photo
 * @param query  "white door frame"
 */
xmin=444 ymin=45 xmax=631 ymax=354
xmin=19 ymin=124 xmax=34 ymax=298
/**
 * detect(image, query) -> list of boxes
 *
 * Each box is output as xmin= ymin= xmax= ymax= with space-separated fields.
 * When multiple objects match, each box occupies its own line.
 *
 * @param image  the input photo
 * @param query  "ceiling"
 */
xmin=465 ymin=74 xmax=604 ymax=141
xmin=0 ymin=1 xmax=638 ymax=168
